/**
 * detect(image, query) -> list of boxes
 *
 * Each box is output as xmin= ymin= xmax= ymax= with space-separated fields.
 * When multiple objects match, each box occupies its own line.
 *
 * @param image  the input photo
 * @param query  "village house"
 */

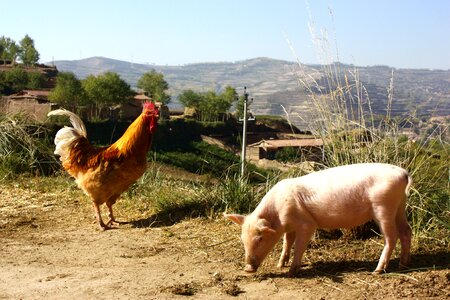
xmin=0 ymin=90 xmax=58 ymax=122
xmin=247 ymin=138 xmax=324 ymax=161
xmin=112 ymin=93 xmax=169 ymax=121
xmin=1 ymin=91 xmax=170 ymax=122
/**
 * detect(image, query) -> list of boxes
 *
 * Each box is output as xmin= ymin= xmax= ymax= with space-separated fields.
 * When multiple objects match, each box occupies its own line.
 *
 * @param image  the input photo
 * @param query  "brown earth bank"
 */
xmin=0 ymin=178 xmax=449 ymax=299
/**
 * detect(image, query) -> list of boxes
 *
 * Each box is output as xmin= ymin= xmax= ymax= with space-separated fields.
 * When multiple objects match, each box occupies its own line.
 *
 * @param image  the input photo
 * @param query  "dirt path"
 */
xmin=0 ymin=179 xmax=449 ymax=299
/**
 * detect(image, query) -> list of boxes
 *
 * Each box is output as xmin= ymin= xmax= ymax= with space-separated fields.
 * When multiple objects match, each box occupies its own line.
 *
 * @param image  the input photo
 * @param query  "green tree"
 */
xmin=19 ymin=35 xmax=40 ymax=65
xmin=0 ymin=43 xmax=4 ymax=63
xmin=178 ymin=89 xmax=201 ymax=108
xmin=82 ymin=72 xmax=132 ymax=118
xmin=216 ymin=86 xmax=237 ymax=121
xmin=48 ymin=72 xmax=85 ymax=111
xmin=178 ymin=86 xmax=238 ymax=122
xmin=198 ymin=91 xmax=217 ymax=122
xmin=137 ymin=69 xmax=171 ymax=104
xmin=0 ymin=36 xmax=20 ymax=64
xmin=235 ymin=95 xmax=245 ymax=119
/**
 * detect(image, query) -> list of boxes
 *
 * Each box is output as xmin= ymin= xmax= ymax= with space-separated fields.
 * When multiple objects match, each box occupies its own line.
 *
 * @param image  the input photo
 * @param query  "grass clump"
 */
xmin=0 ymin=113 xmax=59 ymax=179
xmin=120 ymin=163 xmax=270 ymax=225
xmin=289 ymin=54 xmax=449 ymax=241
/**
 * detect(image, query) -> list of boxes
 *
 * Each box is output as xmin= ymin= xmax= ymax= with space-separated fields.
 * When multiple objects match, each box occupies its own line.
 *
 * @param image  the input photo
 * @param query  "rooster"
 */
xmin=48 ymin=102 xmax=159 ymax=230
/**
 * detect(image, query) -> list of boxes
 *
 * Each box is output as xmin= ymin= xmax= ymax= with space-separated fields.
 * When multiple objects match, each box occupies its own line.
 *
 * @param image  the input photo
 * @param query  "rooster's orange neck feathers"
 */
xmin=107 ymin=113 xmax=153 ymax=159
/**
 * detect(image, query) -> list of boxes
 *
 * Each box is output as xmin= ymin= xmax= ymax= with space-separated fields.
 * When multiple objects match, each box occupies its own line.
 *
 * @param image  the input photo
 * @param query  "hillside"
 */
xmin=51 ymin=57 xmax=450 ymax=130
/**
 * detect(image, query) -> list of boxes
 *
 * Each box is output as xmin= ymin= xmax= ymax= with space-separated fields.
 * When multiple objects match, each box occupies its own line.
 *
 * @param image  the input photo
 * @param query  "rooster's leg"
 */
xmin=106 ymin=202 xmax=115 ymax=226
xmin=105 ymin=196 xmax=119 ymax=226
xmin=92 ymin=202 xmax=110 ymax=230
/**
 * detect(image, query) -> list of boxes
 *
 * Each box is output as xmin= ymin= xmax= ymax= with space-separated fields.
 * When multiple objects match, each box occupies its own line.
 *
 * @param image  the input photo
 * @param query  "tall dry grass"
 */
xmin=0 ymin=113 xmax=59 ymax=179
xmin=285 ymin=11 xmax=449 ymax=241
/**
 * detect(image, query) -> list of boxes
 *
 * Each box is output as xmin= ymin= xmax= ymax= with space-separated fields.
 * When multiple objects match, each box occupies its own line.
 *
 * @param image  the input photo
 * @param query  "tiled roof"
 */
xmin=249 ymin=138 xmax=324 ymax=149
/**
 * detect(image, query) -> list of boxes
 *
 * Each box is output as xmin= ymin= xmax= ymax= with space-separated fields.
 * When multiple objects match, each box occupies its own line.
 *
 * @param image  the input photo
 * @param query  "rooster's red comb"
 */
xmin=143 ymin=101 xmax=158 ymax=112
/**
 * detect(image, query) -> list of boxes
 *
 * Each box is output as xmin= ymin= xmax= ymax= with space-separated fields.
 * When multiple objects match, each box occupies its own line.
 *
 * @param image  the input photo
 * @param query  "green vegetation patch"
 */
xmin=155 ymin=141 xmax=237 ymax=176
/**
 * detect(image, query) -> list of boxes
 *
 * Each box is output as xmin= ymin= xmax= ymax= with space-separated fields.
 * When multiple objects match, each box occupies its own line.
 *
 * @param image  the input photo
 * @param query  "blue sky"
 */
xmin=1 ymin=0 xmax=449 ymax=69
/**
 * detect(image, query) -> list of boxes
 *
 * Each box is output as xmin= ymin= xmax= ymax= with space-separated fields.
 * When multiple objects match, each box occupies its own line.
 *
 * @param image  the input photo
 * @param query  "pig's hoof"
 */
xmin=288 ymin=267 xmax=301 ymax=277
xmin=288 ymin=271 xmax=298 ymax=278
xmin=372 ymin=269 xmax=384 ymax=275
xmin=244 ymin=264 xmax=257 ymax=273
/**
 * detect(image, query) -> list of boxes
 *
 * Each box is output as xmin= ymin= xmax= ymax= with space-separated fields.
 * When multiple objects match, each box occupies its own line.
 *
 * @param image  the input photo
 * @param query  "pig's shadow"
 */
xmin=261 ymin=251 xmax=450 ymax=281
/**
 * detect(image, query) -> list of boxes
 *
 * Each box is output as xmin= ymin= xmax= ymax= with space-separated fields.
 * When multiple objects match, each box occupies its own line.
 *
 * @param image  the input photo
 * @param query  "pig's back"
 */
xmin=296 ymin=163 xmax=406 ymax=187
xmin=284 ymin=163 xmax=408 ymax=229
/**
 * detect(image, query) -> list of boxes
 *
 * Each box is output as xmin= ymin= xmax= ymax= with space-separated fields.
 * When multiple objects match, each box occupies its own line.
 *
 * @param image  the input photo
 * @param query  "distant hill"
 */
xmin=51 ymin=56 xmax=450 ymax=130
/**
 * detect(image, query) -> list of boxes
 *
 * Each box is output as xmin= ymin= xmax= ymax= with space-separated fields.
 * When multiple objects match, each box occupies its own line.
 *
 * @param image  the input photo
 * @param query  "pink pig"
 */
xmin=225 ymin=163 xmax=412 ymax=276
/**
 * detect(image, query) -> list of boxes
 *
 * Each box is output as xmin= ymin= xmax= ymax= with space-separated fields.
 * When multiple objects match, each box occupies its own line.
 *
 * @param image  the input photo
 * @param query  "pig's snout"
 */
xmin=244 ymin=264 xmax=257 ymax=273
xmin=244 ymin=255 xmax=259 ymax=273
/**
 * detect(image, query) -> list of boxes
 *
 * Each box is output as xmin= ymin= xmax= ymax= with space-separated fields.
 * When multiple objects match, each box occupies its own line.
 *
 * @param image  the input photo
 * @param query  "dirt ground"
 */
xmin=0 ymin=178 xmax=449 ymax=299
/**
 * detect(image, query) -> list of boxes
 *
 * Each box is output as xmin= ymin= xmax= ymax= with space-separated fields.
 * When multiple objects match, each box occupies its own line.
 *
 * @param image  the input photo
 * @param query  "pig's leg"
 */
xmin=373 ymin=218 xmax=398 ymax=274
xmin=289 ymin=225 xmax=315 ymax=276
xmin=277 ymin=232 xmax=296 ymax=268
xmin=397 ymin=221 xmax=411 ymax=269
xmin=396 ymin=205 xmax=412 ymax=269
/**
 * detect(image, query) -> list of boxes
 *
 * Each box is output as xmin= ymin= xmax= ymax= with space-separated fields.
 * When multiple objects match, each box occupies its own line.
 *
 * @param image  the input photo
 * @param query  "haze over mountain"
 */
xmin=51 ymin=56 xmax=450 ymax=129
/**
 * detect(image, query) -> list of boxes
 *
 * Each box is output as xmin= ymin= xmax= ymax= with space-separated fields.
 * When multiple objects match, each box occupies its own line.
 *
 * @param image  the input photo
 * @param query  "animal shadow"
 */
xmin=129 ymin=210 xmax=194 ymax=228
xmin=262 ymin=251 xmax=450 ymax=281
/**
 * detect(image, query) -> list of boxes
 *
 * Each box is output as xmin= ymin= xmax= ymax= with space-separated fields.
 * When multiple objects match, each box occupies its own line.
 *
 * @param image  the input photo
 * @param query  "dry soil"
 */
xmin=0 ymin=178 xmax=449 ymax=299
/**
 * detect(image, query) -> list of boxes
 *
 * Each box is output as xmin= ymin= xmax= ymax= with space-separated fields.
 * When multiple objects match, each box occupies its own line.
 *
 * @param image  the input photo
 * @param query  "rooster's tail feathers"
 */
xmin=48 ymin=109 xmax=87 ymax=137
xmin=48 ymin=109 xmax=87 ymax=161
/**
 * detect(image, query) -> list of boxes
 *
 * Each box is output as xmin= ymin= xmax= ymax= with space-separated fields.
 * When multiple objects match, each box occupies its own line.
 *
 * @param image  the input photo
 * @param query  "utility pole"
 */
xmin=240 ymin=87 xmax=254 ymax=179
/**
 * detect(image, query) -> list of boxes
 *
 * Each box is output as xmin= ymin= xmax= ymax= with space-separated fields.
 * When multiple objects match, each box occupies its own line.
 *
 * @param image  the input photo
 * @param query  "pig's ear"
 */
xmin=256 ymin=218 xmax=276 ymax=235
xmin=223 ymin=213 xmax=245 ymax=226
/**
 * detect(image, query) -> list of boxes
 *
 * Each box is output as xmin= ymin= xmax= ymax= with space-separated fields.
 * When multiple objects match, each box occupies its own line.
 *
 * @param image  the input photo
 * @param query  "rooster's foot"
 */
xmin=99 ymin=222 xmax=113 ymax=231
xmin=106 ymin=218 xmax=117 ymax=227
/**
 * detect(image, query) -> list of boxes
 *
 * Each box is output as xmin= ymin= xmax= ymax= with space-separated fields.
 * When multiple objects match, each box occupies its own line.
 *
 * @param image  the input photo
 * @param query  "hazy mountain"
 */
xmin=51 ymin=56 xmax=450 ymax=129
